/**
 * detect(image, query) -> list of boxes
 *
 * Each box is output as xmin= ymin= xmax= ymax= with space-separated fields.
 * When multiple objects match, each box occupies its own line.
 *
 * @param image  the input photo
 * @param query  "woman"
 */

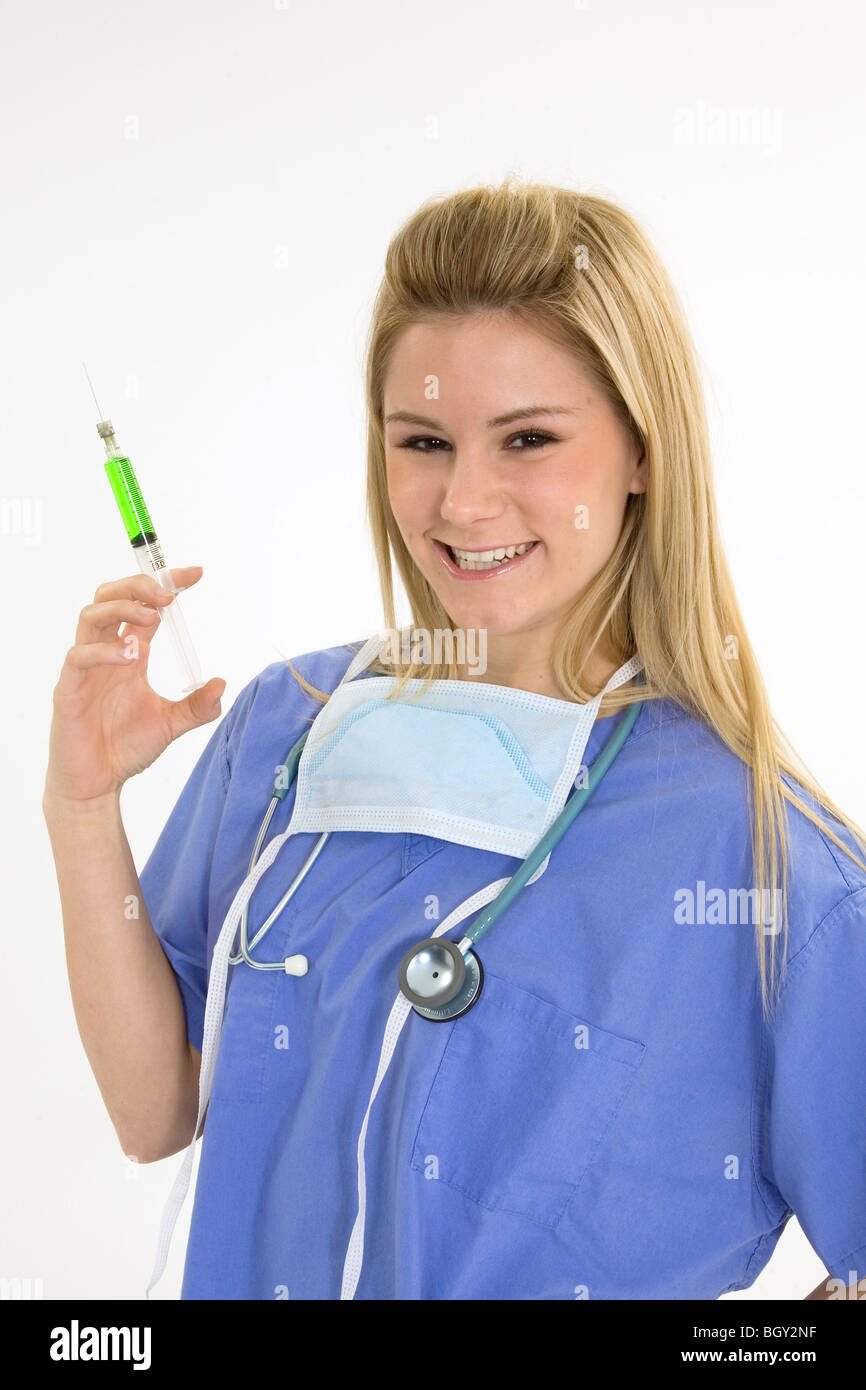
xmin=43 ymin=179 xmax=866 ymax=1301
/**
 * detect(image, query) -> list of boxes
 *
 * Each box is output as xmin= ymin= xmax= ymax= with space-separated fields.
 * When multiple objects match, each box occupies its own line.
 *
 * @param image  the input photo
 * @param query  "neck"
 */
xmin=455 ymin=629 xmax=631 ymax=713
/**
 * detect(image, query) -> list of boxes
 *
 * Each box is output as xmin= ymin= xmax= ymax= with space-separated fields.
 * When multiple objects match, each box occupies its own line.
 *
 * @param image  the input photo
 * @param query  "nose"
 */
xmin=439 ymin=450 xmax=507 ymax=528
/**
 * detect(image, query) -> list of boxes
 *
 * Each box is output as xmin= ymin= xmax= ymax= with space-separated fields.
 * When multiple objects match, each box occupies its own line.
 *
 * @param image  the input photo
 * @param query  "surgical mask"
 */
xmin=288 ymin=654 xmax=641 ymax=858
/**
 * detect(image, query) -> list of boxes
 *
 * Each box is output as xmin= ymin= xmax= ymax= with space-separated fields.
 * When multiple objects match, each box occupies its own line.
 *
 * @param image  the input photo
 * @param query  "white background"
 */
xmin=1 ymin=0 xmax=864 ymax=1302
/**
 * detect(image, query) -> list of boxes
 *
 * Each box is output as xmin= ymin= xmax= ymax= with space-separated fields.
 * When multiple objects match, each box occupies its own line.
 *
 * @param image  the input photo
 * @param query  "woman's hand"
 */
xmin=43 ymin=565 xmax=226 ymax=806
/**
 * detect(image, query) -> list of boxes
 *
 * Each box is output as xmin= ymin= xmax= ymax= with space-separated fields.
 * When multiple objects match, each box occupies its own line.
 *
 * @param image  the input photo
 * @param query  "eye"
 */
xmin=505 ymin=428 xmax=557 ymax=450
xmin=394 ymin=428 xmax=558 ymax=453
xmin=396 ymin=434 xmax=451 ymax=453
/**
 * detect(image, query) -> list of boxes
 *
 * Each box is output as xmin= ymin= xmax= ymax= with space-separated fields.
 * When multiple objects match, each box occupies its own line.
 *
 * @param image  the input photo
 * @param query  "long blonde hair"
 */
xmin=288 ymin=176 xmax=866 ymax=1018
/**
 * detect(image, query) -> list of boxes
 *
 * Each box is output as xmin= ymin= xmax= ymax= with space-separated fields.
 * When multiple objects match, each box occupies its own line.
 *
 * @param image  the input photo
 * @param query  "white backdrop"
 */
xmin=2 ymin=0 xmax=863 ymax=1301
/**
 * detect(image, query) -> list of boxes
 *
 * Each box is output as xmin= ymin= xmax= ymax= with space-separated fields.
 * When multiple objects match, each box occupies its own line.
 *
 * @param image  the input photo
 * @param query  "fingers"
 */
xmin=90 ymin=566 xmax=203 ymax=607
xmin=56 ymin=638 xmax=144 ymax=696
xmin=64 ymin=641 xmax=140 ymax=672
xmin=76 ymin=597 xmax=160 ymax=646
xmin=58 ymin=566 xmax=205 ymax=697
xmin=78 ymin=567 xmax=203 ymax=645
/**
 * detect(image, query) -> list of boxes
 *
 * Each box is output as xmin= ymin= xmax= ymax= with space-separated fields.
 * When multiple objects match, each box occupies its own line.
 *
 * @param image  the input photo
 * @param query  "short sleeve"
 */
xmin=138 ymin=680 xmax=259 ymax=1054
xmin=759 ymin=887 xmax=866 ymax=1283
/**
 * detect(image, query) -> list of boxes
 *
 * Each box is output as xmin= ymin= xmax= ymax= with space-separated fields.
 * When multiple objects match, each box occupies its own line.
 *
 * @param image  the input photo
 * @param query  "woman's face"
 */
xmin=383 ymin=314 xmax=647 ymax=651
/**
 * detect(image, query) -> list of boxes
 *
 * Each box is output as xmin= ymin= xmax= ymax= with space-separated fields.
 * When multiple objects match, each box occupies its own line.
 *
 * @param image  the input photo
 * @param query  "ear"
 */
xmin=628 ymin=450 xmax=648 ymax=495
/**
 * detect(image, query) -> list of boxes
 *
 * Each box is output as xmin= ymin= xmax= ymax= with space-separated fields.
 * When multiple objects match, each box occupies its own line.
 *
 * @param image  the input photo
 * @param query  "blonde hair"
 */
xmin=287 ymin=176 xmax=866 ymax=1018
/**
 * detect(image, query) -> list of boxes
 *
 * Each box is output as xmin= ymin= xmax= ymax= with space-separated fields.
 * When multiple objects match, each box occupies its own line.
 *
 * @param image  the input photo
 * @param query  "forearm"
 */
xmin=42 ymin=791 xmax=200 ymax=1162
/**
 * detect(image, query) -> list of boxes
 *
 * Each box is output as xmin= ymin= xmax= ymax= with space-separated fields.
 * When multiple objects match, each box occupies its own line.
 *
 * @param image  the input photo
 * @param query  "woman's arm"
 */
xmin=42 ymin=565 xmax=225 ymax=1162
xmin=43 ymin=790 xmax=203 ymax=1163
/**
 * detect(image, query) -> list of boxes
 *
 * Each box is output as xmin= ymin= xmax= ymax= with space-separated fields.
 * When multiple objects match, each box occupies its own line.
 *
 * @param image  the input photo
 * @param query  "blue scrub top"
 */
xmin=139 ymin=641 xmax=866 ymax=1300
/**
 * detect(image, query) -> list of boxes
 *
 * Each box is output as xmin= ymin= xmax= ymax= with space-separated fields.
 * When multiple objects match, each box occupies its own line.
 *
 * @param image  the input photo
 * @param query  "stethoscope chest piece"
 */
xmin=398 ymin=937 xmax=484 ymax=1022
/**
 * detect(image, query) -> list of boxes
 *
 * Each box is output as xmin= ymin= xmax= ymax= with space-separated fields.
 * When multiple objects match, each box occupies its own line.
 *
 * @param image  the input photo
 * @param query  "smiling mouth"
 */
xmin=441 ymin=541 xmax=538 ymax=571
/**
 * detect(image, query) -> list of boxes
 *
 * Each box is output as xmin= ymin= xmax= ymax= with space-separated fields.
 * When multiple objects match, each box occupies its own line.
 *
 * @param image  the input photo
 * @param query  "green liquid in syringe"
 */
xmin=104 ymin=454 xmax=158 ymax=547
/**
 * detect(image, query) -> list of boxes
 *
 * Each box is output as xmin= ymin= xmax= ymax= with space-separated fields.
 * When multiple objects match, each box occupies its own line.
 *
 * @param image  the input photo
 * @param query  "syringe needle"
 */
xmin=82 ymin=360 xmax=105 ymax=420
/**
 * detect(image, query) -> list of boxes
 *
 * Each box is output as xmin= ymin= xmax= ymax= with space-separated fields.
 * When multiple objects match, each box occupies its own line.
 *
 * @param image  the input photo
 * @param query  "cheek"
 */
xmin=387 ymin=460 xmax=437 ymax=525
xmin=516 ymin=463 xmax=591 ymax=533
xmin=535 ymin=454 xmax=619 ymax=534
xmin=384 ymin=460 xmax=408 ymax=519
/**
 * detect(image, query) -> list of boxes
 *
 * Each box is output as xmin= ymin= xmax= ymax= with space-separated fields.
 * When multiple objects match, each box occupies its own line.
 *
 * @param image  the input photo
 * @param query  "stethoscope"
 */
xmin=229 ymin=673 xmax=644 ymax=1022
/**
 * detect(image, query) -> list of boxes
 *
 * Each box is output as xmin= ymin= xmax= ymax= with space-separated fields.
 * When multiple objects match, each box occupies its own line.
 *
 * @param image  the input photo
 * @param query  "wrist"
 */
xmin=42 ymin=787 xmax=123 ymax=821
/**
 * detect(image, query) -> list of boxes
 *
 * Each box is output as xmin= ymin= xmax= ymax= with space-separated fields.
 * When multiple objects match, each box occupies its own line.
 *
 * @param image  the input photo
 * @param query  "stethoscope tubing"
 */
xmin=459 ymin=679 xmax=644 ymax=950
xmin=228 ymin=731 xmax=318 ymax=968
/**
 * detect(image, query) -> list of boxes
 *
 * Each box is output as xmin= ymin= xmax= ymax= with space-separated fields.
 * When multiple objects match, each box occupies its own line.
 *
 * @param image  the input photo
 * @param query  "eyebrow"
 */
xmin=383 ymin=404 xmax=583 ymax=429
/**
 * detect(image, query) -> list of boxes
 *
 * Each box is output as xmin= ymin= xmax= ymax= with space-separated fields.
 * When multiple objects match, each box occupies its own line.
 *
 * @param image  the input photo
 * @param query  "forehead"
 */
xmin=383 ymin=316 xmax=596 ymax=410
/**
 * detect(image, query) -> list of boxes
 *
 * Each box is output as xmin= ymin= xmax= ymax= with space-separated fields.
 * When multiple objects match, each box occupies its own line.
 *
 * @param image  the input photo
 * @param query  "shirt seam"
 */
xmin=780 ymin=770 xmax=862 ymax=898
xmin=753 ymin=886 xmax=866 ymax=1264
xmin=829 ymin=1237 xmax=866 ymax=1275
xmin=219 ymin=713 xmax=231 ymax=795
xmin=720 ymin=1216 xmax=791 ymax=1293
xmin=621 ymin=701 xmax=688 ymax=747
xmin=777 ymin=883 xmax=866 ymax=994
xmin=750 ymin=1015 xmax=791 ymax=1228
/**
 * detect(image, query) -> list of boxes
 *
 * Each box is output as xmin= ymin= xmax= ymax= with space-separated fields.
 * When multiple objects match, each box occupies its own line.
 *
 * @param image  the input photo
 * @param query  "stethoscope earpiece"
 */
xmin=397 ymin=937 xmax=485 ymax=1021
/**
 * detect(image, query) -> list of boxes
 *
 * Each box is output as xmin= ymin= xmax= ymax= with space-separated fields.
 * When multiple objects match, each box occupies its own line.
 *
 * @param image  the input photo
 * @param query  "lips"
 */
xmin=431 ymin=537 xmax=541 ymax=581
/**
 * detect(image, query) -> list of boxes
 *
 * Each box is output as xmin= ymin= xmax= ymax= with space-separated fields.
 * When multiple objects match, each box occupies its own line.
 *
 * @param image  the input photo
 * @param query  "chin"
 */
xmin=438 ymin=600 xmax=537 ymax=635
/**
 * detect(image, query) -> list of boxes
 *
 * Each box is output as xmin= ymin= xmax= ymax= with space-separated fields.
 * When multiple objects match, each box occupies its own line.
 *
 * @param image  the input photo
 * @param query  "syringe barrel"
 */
xmin=101 ymin=439 xmax=205 ymax=694
xmin=104 ymin=454 xmax=157 ymax=547
xmin=133 ymin=545 xmax=205 ymax=694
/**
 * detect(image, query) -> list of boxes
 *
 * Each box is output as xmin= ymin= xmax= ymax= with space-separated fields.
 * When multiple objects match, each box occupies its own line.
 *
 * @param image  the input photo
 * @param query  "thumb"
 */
xmin=170 ymin=677 xmax=227 ymax=737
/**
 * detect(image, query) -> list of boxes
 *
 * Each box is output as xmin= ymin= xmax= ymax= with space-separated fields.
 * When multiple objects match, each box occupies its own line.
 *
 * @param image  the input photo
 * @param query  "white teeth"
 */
xmin=448 ymin=541 xmax=535 ymax=570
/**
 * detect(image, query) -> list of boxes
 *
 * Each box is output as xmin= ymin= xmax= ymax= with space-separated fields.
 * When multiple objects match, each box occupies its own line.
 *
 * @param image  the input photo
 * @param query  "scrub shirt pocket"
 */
xmin=208 ymin=955 xmax=281 ymax=1103
xmin=410 ymin=970 xmax=646 ymax=1229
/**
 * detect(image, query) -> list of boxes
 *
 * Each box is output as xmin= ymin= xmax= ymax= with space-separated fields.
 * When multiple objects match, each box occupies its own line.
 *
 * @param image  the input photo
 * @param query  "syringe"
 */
xmin=84 ymin=365 xmax=205 ymax=694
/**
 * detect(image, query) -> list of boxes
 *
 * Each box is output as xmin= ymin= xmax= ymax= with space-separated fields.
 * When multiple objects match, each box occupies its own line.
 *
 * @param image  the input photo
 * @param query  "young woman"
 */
xmin=44 ymin=179 xmax=866 ymax=1301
